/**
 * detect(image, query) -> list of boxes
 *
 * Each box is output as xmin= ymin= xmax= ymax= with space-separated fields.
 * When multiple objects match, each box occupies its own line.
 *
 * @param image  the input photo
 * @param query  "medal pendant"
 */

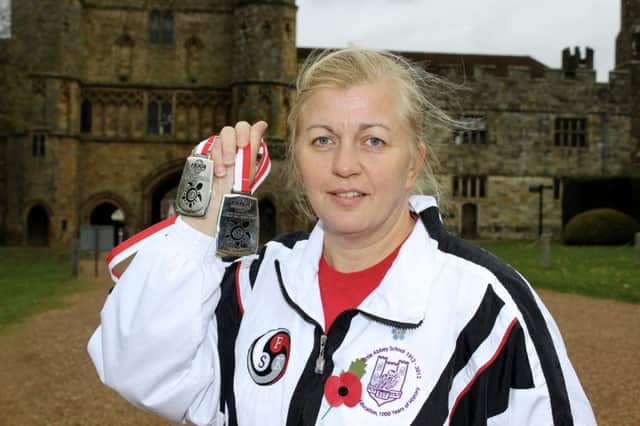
xmin=175 ymin=155 xmax=214 ymax=217
xmin=216 ymin=192 xmax=259 ymax=257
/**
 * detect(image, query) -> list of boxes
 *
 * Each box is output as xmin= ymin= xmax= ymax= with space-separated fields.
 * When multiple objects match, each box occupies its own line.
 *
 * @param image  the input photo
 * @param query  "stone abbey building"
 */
xmin=0 ymin=0 xmax=638 ymax=247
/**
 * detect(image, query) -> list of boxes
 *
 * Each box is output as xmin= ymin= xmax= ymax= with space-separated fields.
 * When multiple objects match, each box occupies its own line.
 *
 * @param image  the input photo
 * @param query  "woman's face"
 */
xmin=295 ymin=79 xmax=423 ymax=240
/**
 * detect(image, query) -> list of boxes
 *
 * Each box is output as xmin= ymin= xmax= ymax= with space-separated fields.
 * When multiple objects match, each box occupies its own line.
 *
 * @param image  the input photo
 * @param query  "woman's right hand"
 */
xmin=182 ymin=120 xmax=268 ymax=237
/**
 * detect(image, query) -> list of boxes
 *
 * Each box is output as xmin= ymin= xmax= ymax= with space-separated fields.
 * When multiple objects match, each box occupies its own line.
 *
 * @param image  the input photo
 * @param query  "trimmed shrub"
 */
xmin=563 ymin=208 xmax=640 ymax=245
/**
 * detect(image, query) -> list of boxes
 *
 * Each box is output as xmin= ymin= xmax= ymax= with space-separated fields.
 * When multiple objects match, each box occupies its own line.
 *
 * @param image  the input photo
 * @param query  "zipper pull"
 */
xmin=314 ymin=334 xmax=327 ymax=374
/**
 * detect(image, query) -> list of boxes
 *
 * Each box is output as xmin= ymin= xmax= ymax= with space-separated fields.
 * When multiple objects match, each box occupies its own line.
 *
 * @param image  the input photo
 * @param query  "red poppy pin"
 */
xmin=321 ymin=358 xmax=367 ymax=420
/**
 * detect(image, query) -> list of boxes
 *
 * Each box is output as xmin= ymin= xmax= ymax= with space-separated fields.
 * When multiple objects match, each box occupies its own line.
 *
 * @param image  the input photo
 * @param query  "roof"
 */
xmin=297 ymin=47 xmax=549 ymax=79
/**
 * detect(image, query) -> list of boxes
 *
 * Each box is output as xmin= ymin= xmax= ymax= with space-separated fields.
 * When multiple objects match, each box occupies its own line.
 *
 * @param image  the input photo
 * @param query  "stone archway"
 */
xmin=27 ymin=205 xmax=49 ymax=246
xmin=141 ymin=159 xmax=185 ymax=228
xmin=90 ymin=202 xmax=125 ymax=246
xmin=149 ymin=171 xmax=181 ymax=225
xmin=461 ymin=203 xmax=478 ymax=238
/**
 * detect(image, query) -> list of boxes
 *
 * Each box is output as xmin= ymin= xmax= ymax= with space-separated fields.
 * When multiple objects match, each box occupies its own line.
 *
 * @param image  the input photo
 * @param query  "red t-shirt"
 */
xmin=318 ymin=242 xmax=404 ymax=331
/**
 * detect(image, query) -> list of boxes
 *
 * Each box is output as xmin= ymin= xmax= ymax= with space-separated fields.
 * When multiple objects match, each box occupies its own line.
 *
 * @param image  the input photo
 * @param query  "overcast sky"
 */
xmin=296 ymin=0 xmax=619 ymax=82
xmin=0 ymin=0 xmax=619 ymax=82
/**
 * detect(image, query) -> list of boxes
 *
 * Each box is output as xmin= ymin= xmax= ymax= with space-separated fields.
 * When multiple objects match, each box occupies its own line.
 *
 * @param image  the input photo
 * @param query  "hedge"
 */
xmin=563 ymin=208 xmax=640 ymax=245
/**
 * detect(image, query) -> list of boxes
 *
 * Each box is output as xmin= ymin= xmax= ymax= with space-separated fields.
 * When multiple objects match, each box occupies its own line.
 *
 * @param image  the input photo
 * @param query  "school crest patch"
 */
xmin=359 ymin=346 xmax=423 ymax=417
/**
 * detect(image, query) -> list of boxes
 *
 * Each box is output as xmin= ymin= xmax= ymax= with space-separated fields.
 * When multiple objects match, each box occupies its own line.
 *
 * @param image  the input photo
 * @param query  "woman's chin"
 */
xmin=321 ymin=218 xmax=371 ymax=239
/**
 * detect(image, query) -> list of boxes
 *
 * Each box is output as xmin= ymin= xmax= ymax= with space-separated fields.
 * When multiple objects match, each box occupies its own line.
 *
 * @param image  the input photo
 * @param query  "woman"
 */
xmin=88 ymin=48 xmax=595 ymax=425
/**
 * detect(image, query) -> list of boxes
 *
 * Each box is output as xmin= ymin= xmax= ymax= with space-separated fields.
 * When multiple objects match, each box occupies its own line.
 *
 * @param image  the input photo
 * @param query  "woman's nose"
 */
xmin=331 ymin=142 xmax=361 ymax=177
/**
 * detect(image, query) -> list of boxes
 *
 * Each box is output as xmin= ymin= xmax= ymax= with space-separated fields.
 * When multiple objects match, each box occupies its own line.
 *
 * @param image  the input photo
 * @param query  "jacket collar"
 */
xmin=276 ymin=196 xmax=446 ymax=330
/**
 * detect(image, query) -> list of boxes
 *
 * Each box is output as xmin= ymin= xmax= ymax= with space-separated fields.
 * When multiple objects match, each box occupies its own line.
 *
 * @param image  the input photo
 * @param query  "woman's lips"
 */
xmin=329 ymin=190 xmax=367 ymax=206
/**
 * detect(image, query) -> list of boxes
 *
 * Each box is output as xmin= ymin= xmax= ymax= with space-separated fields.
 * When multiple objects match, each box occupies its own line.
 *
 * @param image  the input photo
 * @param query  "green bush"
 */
xmin=563 ymin=208 xmax=640 ymax=245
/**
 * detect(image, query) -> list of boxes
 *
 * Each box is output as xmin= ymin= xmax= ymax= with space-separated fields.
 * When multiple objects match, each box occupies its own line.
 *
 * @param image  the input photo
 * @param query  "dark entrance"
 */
xmin=90 ymin=202 xmax=125 ymax=246
xmin=27 ymin=205 xmax=49 ymax=246
xmin=461 ymin=203 xmax=478 ymax=238
xmin=151 ymin=172 xmax=181 ymax=225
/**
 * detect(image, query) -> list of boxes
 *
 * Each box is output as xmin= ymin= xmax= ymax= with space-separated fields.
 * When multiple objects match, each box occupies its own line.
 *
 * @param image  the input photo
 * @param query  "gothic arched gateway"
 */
xmin=142 ymin=161 xmax=184 ymax=228
xmin=90 ymin=202 xmax=126 ymax=247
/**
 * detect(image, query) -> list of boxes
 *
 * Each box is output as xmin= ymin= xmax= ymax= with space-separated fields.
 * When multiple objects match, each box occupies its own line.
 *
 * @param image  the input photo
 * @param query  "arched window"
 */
xmin=633 ymin=31 xmax=640 ymax=59
xmin=161 ymin=101 xmax=172 ymax=134
xmin=149 ymin=10 xmax=160 ymax=43
xmin=148 ymin=101 xmax=159 ymax=134
xmin=31 ymin=132 xmax=46 ymax=157
xmin=81 ymin=100 xmax=92 ymax=133
xmin=31 ymin=134 xmax=38 ymax=156
xmin=163 ymin=12 xmax=174 ymax=45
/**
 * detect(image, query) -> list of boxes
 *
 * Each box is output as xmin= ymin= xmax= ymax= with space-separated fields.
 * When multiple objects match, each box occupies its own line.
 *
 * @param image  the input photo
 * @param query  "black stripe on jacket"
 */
xmin=419 ymin=207 xmax=573 ymax=425
xmin=449 ymin=320 xmax=534 ymax=426
xmin=412 ymin=285 xmax=533 ymax=425
xmin=249 ymin=231 xmax=309 ymax=289
xmin=215 ymin=264 xmax=244 ymax=426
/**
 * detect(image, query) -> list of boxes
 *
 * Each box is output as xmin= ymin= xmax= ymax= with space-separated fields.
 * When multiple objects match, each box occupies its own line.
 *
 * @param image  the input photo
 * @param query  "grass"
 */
xmin=0 ymin=247 xmax=92 ymax=331
xmin=0 ymin=243 xmax=638 ymax=331
xmin=478 ymin=241 xmax=640 ymax=304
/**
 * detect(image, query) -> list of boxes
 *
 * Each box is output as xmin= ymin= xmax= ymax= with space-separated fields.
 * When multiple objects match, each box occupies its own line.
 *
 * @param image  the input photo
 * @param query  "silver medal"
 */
xmin=175 ymin=155 xmax=214 ymax=217
xmin=216 ymin=193 xmax=259 ymax=257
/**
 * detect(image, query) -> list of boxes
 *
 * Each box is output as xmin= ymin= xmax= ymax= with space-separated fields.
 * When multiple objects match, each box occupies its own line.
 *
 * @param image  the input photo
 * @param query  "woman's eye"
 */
xmin=364 ymin=137 xmax=385 ymax=147
xmin=312 ymin=137 xmax=332 ymax=146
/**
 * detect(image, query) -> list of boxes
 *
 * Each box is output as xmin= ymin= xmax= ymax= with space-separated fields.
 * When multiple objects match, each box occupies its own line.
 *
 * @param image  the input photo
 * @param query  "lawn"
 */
xmin=0 ymin=247 xmax=88 ymax=331
xmin=0 ymin=243 xmax=638 ymax=330
xmin=478 ymin=241 xmax=640 ymax=304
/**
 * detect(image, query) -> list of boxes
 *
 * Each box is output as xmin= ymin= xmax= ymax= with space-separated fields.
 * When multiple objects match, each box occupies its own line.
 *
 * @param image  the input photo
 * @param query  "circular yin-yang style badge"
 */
xmin=247 ymin=328 xmax=291 ymax=386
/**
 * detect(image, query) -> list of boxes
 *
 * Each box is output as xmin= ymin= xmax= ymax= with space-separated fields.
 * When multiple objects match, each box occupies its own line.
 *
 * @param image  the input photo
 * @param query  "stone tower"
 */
xmin=230 ymin=0 xmax=305 ymax=234
xmin=615 ymin=0 xmax=640 ymax=169
xmin=0 ymin=0 xmax=301 ymax=247
xmin=616 ymin=0 xmax=640 ymax=67
xmin=2 ymin=0 xmax=83 ymax=245
xmin=231 ymin=0 xmax=297 ymax=150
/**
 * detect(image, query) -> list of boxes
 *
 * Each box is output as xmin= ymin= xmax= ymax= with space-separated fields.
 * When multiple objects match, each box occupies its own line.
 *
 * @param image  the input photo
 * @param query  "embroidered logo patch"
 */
xmin=359 ymin=346 xmax=423 ymax=417
xmin=247 ymin=328 xmax=291 ymax=386
xmin=368 ymin=355 xmax=408 ymax=406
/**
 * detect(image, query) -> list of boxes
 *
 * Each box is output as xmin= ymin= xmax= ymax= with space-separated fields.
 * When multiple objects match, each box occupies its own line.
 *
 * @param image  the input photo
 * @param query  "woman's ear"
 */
xmin=406 ymin=142 xmax=426 ymax=190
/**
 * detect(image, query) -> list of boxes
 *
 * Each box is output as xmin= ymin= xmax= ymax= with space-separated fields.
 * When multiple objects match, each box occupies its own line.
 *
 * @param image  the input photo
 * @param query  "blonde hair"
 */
xmin=285 ymin=47 xmax=464 ymax=220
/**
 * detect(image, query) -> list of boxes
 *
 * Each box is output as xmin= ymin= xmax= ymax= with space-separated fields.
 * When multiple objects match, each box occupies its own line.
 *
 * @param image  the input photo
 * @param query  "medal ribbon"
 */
xmin=106 ymin=135 xmax=271 ymax=283
xmin=194 ymin=136 xmax=270 ymax=194
xmin=232 ymin=143 xmax=271 ymax=194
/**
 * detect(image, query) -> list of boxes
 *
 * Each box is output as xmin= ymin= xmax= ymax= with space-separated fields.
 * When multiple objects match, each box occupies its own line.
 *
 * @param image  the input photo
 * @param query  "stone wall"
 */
xmin=81 ymin=4 xmax=233 ymax=87
xmin=0 ymin=0 xmax=638 ymax=246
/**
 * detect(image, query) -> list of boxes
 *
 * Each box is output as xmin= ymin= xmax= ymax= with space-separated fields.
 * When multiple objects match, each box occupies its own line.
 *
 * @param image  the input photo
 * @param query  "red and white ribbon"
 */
xmin=233 ymin=143 xmax=271 ymax=194
xmin=105 ymin=135 xmax=271 ymax=283
xmin=105 ymin=215 xmax=179 ymax=283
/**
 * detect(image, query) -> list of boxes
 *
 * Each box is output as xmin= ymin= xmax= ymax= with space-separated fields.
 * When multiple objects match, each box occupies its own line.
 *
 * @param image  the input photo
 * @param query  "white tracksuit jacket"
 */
xmin=88 ymin=196 xmax=596 ymax=425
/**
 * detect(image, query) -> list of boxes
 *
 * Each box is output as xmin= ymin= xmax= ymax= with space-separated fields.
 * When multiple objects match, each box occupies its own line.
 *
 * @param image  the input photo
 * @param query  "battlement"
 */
xmin=562 ymin=46 xmax=594 ymax=77
xmin=299 ymin=47 xmax=605 ymax=84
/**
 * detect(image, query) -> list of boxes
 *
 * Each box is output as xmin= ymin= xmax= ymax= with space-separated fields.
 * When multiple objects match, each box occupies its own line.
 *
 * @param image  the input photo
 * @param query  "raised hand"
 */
xmin=182 ymin=121 xmax=268 ymax=237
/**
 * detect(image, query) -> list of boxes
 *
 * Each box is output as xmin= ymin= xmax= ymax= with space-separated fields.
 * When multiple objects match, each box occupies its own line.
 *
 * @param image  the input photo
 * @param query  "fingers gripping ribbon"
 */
xmin=105 ymin=135 xmax=271 ymax=283
xmin=193 ymin=135 xmax=271 ymax=195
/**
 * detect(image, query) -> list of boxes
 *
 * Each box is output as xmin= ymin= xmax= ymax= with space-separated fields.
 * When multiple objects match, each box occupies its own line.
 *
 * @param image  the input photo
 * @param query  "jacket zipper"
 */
xmin=314 ymin=334 xmax=328 ymax=374
xmin=275 ymin=260 xmax=423 ymax=424
xmin=274 ymin=260 xmax=328 ymax=373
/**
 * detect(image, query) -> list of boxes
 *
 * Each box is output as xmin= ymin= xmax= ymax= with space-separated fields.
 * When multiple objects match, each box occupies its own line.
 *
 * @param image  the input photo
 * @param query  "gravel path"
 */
xmin=0 ymin=280 xmax=637 ymax=425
